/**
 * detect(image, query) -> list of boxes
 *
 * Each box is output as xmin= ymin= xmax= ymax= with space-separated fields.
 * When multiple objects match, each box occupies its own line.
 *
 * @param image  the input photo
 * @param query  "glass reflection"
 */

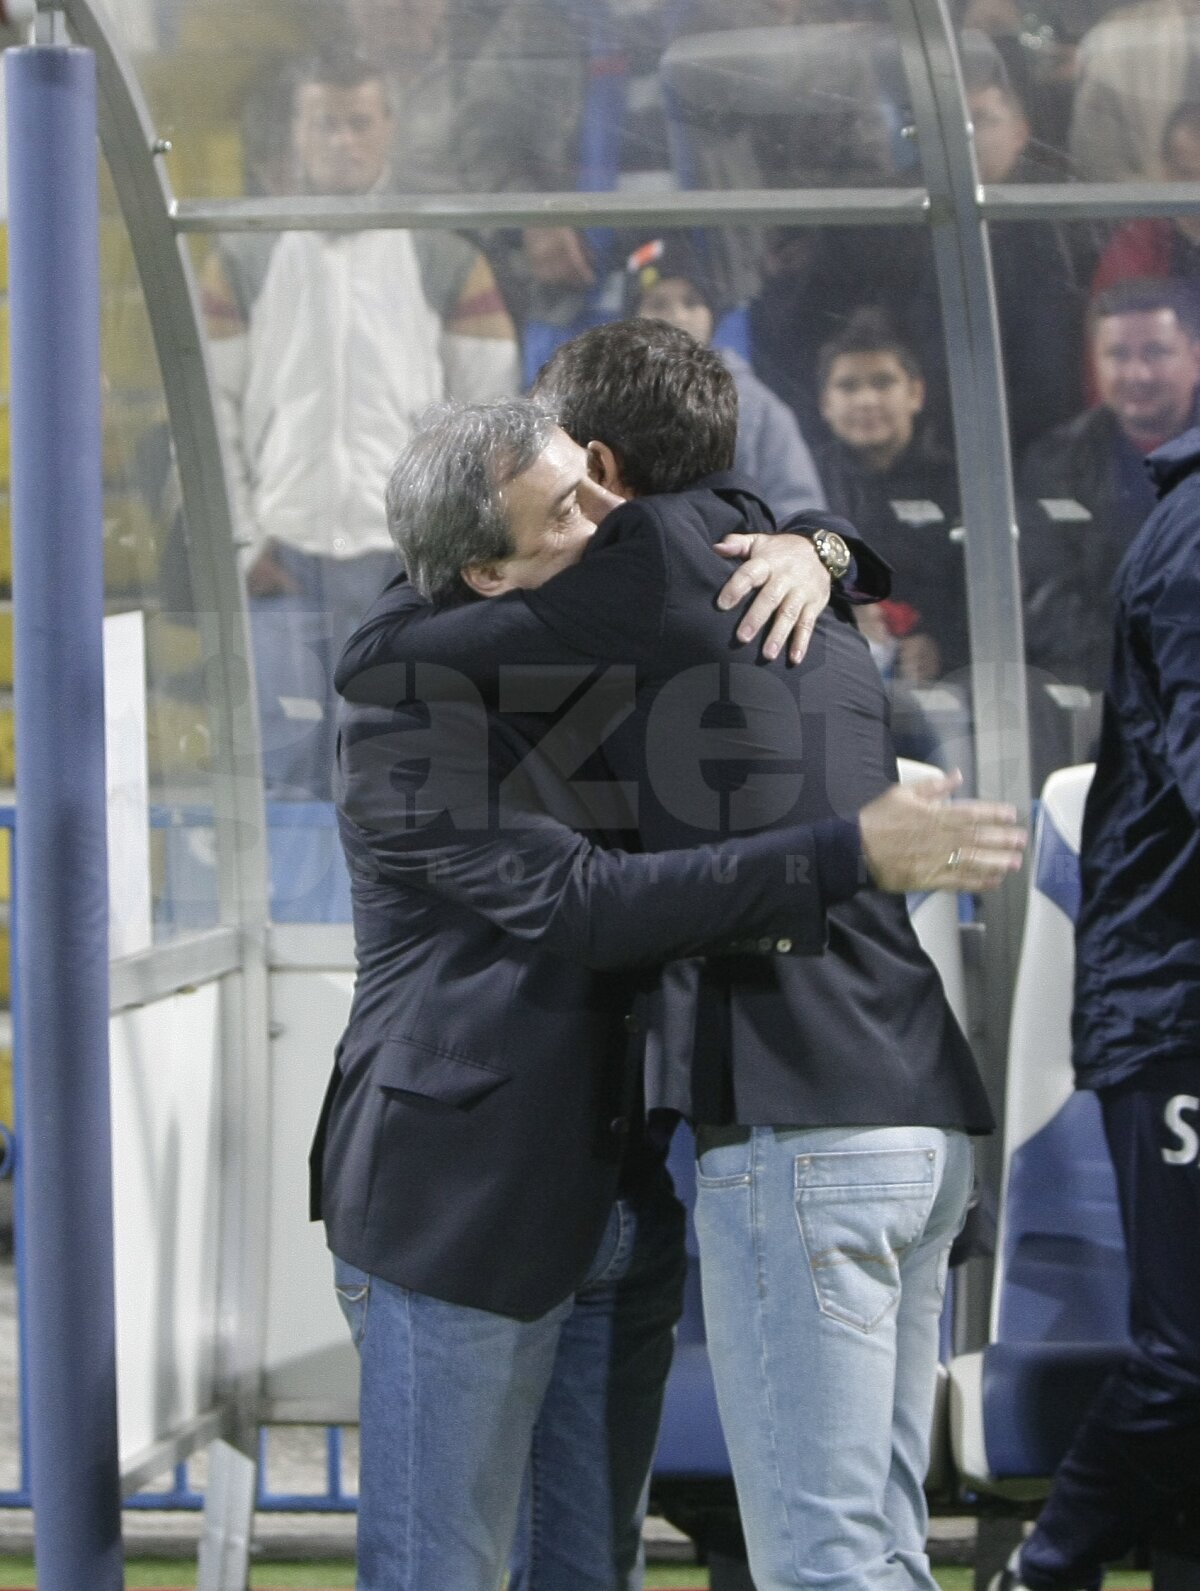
xmin=97 ymin=166 xmax=221 ymax=940
xmin=203 ymin=50 xmax=520 ymax=811
xmin=998 ymin=210 xmax=1200 ymax=781
xmin=957 ymin=0 xmax=1200 ymax=183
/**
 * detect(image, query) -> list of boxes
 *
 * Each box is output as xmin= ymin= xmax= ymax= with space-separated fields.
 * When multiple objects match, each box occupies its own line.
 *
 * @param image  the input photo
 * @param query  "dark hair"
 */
xmin=531 ymin=319 xmax=737 ymax=495
xmin=385 ymin=401 xmax=557 ymax=600
xmin=816 ymin=308 xmax=923 ymax=393
xmin=291 ymin=46 xmax=389 ymax=105
xmin=1089 ymin=277 xmax=1200 ymax=341
xmin=1162 ymin=100 xmax=1200 ymax=163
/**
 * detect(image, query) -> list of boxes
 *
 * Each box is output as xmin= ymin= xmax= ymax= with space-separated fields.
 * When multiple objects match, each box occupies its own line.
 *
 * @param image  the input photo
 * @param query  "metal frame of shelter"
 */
xmin=9 ymin=0 xmax=1200 ymax=1583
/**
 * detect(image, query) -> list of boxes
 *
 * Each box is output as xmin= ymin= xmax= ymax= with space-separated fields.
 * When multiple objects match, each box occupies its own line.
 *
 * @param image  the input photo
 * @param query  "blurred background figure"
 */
xmin=1092 ymin=100 xmax=1200 ymax=297
xmin=816 ymin=309 xmax=966 ymax=687
xmin=457 ymin=0 xmax=741 ymax=347
xmin=961 ymin=56 xmax=1090 ymax=448
xmin=204 ymin=46 xmax=519 ymax=800
xmin=341 ymin=0 xmax=502 ymax=191
xmin=1020 ymin=277 xmax=1200 ymax=692
xmin=1069 ymin=0 xmax=1200 ymax=181
xmin=625 ymin=234 xmax=827 ymax=520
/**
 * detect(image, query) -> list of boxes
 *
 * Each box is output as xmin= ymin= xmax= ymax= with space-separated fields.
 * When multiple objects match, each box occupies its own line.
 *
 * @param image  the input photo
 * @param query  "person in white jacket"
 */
xmin=204 ymin=46 xmax=520 ymax=800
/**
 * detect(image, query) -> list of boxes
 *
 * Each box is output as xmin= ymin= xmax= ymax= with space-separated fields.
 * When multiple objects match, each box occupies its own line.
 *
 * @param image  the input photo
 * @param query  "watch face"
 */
xmin=815 ymin=529 xmax=851 ymax=577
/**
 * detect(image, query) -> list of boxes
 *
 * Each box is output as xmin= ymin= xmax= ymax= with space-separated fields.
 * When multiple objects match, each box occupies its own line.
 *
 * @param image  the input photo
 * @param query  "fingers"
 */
xmin=910 ymin=769 xmax=964 ymax=803
xmin=737 ymin=572 xmax=796 ymax=643
xmin=714 ymin=533 xmax=756 ymax=563
xmin=759 ymin=598 xmax=817 ymax=662
xmin=924 ymin=810 xmax=1028 ymax=891
xmin=929 ymin=840 xmax=1027 ymax=891
xmin=716 ymin=553 xmax=769 ymax=612
xmin=789 ymin=607 xmax=819 ymax=664
xmin=858 ymin=777 xmax=1026 ymax=893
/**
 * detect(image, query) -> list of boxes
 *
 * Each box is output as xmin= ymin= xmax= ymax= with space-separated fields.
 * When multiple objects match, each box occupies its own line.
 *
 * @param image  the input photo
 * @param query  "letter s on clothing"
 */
xmin=1162 ymin=1095 xmax=1200 ymax=1166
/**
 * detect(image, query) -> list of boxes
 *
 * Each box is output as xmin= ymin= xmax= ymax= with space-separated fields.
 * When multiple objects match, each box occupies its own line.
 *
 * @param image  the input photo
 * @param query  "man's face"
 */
xmin=820 ymin=350 xmax=925 ymax=464
xmin=293 ymin=80 xmax=394 ymax=195
xmin=968 ymin=85 xmax=1030 ymax=184
xmin=638 ymin=278 xmax=715 ymax=347
xmin=1092 ymin=309 xmax=1200 ymax=441
xmin=475 ymin=430 xmax=622 ymax=594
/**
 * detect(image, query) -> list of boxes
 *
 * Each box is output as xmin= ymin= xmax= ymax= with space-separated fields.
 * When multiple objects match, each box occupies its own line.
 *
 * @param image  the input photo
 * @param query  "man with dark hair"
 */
xmin=335 ymin=321 xmax=1027 ymax=1591
xmin=204 ymin=45 xmax=518 ymax=801
xmin=816 ymin=308 xmax=966 ymax=686
xmin=1020 ymin=276 xmax=1200 ymax=691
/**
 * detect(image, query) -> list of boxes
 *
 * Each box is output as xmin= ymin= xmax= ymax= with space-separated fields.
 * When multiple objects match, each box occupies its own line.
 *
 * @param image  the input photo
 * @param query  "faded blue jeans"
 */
xmin=694 ymin=1123 xmax=974 ymax=1591
xmin=334 ymin=1184 xmax=685 ymax=1591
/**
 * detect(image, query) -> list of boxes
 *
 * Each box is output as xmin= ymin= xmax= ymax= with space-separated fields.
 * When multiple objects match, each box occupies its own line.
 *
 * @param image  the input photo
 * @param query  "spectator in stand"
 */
xmin=964 ymin=68 xmax=1089 ymax=448
xmin=1019 ymin=277 xmax=1200 ymax=690
xmin=1069 ymin=0 xmax=1200 ymax=184
xmin=1092 ymin=101 xmax=1200 ymax=299
xmin=816 ymin=309 xmax=967 ymax=686
xmin=625 ymin=234 xmax=827 ymax=520
xmin=455 ymin=0 xmax=752 ymax=332
xmin=204 ymin=47 xmax=519 ymax=800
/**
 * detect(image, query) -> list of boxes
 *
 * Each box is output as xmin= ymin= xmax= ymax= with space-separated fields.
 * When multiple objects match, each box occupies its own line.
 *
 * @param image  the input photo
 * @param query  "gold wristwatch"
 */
xmin=809 ymin=526 xmax=852 ymax=580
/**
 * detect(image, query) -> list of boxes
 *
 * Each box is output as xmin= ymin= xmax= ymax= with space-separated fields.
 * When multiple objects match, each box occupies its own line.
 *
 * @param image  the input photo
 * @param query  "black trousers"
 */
xmin=1021 ymin=1066 xmax=1200 ymax=1589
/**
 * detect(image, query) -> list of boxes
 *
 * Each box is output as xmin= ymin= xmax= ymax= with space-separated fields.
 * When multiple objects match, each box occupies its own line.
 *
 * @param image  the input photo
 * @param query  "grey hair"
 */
xmin=385 ymin=400 xmax=559 ymax=600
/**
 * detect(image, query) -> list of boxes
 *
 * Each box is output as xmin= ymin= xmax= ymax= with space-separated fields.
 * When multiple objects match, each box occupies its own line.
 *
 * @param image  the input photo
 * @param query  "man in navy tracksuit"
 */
xmin=1003 ymin=430 xmax=1200 ymax=1591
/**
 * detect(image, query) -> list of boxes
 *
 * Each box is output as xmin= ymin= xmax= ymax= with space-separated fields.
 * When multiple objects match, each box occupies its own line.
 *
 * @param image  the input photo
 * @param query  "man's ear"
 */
xmin=587 ymin=440 xmax=631 ymax=498
xmin=461 ymin=562 xmax=511 ymax=599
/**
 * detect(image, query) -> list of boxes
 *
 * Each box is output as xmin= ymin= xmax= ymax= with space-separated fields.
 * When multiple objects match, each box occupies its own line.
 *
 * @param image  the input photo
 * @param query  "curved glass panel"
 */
xmin=98 ymin=159 xmax=221 ymax=941
xmin=199 ymin=212 xmax=976 ymax=935
xmin=100 ymin=0 xmax=931 ymax=209
xmin=996 ymin=216 xmax=1200 ymax=785
xmin=957 ymin=0 xmax=1200 ymax=184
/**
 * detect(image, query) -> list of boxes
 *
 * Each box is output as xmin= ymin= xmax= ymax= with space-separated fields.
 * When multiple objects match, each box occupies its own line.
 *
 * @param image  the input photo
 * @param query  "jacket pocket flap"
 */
xmin=374 ymin=1037 xmax=509 ymax=1108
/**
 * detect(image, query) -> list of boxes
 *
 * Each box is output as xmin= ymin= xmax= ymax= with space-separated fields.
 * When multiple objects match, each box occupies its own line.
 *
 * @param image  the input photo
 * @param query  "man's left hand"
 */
xmin=714 ymin=532 xmax=831 ymax=663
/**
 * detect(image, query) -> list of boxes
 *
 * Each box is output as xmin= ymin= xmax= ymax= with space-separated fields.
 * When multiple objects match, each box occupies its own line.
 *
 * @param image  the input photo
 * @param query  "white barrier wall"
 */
xmin=263 ymin=965 xmax=358 ymax=1420
xmin=110 ymin=983 xmax=223 ymax=1465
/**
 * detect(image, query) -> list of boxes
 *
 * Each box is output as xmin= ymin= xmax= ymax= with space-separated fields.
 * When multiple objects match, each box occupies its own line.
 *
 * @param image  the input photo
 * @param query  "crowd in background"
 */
xmin=198 ymin=0 xmax=1200 ymax=795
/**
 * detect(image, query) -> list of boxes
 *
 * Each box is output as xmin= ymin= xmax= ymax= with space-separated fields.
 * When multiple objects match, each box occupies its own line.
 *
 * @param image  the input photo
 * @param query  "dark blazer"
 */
xmin=314 ymin=672 xmax=860 ymax=1321
xmin=338 ymin=474 xmax=993 ymax=1136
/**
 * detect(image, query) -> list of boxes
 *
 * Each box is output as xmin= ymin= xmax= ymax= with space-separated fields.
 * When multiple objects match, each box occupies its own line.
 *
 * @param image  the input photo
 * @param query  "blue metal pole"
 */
xmin=5 ymin=45 xmax=124 ymax=1588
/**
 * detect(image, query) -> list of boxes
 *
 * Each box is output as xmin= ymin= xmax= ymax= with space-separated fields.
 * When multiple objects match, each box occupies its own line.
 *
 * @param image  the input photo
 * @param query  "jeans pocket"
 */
xmin=333 ymin=1260 xmax=371 ymax=1348
xmin=793 ymin=1147 xmax=937 ymax=1333
xmin=696 ymin=1125 xmax=754 ymax=1188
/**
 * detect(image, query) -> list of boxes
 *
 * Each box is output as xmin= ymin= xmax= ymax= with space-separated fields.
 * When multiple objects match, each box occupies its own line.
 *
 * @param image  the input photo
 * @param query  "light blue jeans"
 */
xmin=334 ymin=1186 xmax=685 ymax=1591
xmin=694 ymin=1123 xmax=974 ymax=1591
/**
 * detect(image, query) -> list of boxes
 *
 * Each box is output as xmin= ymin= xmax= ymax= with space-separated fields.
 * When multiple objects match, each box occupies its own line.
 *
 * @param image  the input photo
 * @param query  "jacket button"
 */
xmin=624 ymin=1013 xmax=640 ymax=1034
xmin=610 ymin=1116 xmax=630 ymax=1138
xmin=757 ymin=936 xmax=773 ymax=952
xmin=776 ymin=937 xmax=793 ymax=953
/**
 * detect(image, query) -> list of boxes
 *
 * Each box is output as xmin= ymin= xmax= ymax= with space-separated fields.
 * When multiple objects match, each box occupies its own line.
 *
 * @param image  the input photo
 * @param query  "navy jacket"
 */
xmin=338 ymin=474 xmax=993 ymax=1135
xmin=314 ymin=648 xmax=862 ymax=1319
xmin=1072 ymin=428 xmax=1200 ymax=1090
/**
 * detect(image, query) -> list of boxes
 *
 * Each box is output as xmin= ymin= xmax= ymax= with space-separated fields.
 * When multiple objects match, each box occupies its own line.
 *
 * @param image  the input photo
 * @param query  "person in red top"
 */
xmin=1092 ymin=103 xmax=1200 ymax=306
